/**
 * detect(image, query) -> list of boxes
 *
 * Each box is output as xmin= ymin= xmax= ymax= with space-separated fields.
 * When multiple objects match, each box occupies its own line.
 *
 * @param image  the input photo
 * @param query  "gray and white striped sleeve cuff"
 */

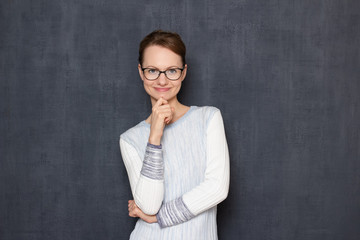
xmin=140 ymin=143 xmax=164 ymax=180
xmin=156 ymin=197 xmax=195 ymax=228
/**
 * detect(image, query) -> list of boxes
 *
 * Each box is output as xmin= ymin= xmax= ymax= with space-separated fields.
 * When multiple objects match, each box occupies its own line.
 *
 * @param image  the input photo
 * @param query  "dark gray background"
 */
xmin=1 ymin=0 xmax=359 ymax=239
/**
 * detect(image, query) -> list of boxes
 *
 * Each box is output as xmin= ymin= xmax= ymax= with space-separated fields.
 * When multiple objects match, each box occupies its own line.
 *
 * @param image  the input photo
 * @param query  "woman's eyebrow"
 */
xmin=166 ymin=66 xmax=182 ymax=69
xmin=143 ymin=65 xmax=182 ymax=69
xmin=142 ymin=65 xmax=157 ymax=69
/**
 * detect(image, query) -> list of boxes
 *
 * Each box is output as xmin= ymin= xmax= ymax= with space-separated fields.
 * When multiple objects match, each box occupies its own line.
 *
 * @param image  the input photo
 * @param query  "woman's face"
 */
xmin=138 ymin=45 xmax=187 ymax=103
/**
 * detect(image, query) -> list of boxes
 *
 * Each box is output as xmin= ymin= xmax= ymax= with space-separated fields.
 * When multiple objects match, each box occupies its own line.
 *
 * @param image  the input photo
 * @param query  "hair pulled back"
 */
xmin=138 ymin=30 xmax=186 ymax=65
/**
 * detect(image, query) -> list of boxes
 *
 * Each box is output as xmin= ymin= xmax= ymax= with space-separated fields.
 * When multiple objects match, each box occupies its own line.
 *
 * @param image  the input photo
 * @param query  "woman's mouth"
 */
xmin=154 ymin=87 xmax=171 ymax=92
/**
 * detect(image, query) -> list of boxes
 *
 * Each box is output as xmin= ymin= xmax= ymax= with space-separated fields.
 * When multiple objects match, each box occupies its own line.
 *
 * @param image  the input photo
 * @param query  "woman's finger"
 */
xmin=156 ymin=103 xmax=171 ymax=109
xmin=164 ymin=107 xmax=174 ymax=124
xmin=153 ymin=97 xmax=167 ymax=108
xmin=153 ymin=104 xmax=171 ymax=115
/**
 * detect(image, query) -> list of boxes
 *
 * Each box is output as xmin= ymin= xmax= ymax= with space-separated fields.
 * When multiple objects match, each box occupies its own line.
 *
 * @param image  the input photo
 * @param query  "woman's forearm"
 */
xmin=120 ymin=139 xmax=165 ymax=215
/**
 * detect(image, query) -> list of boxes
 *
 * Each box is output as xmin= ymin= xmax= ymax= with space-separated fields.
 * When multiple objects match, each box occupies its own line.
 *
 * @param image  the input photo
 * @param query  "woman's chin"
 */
xmin=151 ymin=95 xmax=175 ymax=102
xmin=155 ymin=93 xmax=169 ymax=100
xmin=159 ymin=94 xmax=169 ymax=100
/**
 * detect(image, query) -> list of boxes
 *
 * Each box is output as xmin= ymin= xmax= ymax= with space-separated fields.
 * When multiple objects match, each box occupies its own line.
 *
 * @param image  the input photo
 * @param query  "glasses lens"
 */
xmin=166 ymin=69 xmax=182 ymax=80
xmin=143 ymin=68 xmax=183 ymax=80
xmin=144 ymin=69 xmax=159 ymax=80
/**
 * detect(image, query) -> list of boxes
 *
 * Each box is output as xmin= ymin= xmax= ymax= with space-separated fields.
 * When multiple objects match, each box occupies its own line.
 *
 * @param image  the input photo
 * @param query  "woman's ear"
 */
xmin=138 ymin=64 xmax=144 ymax=81
xmin=180 ymin=64 xmax=188 ymax=82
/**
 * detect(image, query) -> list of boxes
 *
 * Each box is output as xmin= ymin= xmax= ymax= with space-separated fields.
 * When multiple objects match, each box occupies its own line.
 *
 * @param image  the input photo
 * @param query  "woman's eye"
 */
xmin=147 ymin=69 xmax=158 ymax=74
xmin=167 ymin=69 xmax=178 ymax=74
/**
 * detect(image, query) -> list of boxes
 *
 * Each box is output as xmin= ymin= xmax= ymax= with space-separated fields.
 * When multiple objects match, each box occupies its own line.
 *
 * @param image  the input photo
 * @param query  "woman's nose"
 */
xmin=157 ymin=73 xmax=168 ymax=85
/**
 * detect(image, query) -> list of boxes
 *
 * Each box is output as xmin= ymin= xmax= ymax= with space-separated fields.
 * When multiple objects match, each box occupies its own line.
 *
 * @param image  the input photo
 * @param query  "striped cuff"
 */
xmin=140 ymin=142 xmax=164 ymax=180
xmin=147 ymin=142 xmax=162 ymax=149
xmin=156 ymin=197 xmax=195 ymax=228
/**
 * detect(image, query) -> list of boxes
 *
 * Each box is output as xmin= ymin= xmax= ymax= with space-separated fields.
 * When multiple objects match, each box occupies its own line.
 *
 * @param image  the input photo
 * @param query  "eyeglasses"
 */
xmin=141 ymin=67 xmax=184 ymax=81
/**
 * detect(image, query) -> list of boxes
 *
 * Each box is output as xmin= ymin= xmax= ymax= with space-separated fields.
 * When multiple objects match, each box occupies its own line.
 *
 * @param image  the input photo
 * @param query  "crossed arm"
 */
xmin=120 ymin=110 xmax=230 ymax=228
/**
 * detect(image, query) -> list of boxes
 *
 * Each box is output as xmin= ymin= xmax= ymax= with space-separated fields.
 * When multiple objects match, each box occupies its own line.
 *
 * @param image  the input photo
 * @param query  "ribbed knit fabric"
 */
xmin=120 ymin=106 xmax=230 ymax=240
xmin=157 ymin=196 xmax=195 ymax=228
xmin=141 ymin=143 xmax=164 ymax=180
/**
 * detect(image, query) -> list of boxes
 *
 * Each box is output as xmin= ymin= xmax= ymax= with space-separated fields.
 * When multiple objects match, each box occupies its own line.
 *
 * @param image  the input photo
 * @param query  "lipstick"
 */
xmin=154 ymin=88 xmax=170 ymax=92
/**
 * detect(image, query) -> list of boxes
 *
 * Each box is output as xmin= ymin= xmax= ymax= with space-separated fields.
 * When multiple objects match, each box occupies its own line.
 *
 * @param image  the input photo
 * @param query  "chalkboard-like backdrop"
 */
xmin=1 ymin=0 xmax=359 ymax=239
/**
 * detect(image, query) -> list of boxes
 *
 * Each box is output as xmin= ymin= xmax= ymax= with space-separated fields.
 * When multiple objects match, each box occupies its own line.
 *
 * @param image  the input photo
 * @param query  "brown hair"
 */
xmin=138 ymin=30 xmax=186 ymax=65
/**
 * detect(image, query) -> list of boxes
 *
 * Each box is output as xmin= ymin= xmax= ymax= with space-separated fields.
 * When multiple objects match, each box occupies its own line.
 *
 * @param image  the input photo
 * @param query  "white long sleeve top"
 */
xmin=120 ymin=106 xmax=230 ymax=240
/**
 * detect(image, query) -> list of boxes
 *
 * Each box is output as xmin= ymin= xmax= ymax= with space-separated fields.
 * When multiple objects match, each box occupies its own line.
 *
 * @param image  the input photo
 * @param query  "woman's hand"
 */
xmin=149 ymin=97 xmax=174 ymax=145
xmin=128 ymin=200 xmax=157 ymax=224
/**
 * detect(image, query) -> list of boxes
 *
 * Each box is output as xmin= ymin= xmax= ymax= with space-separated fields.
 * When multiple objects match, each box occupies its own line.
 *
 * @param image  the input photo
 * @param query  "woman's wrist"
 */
xmin=148 ymin=135 xmax=162 ymax=145
xmin=149 ymin=215 xmax=157 ymax=223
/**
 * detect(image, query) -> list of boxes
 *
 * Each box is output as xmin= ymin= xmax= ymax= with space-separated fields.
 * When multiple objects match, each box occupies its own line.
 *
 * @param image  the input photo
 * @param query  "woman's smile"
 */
xmin=154 ymin=87 xmax=171 ymax=92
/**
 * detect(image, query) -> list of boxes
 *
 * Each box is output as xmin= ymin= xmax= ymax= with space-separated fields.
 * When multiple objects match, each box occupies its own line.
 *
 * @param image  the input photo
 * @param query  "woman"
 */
xmin=119 ymin=30 xmax=230 ymax=240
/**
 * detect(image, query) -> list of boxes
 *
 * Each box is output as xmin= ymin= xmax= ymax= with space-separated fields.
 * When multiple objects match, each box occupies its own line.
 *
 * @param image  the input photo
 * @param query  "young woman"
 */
xmin=119 ymin=30 xmax=230 ymax=240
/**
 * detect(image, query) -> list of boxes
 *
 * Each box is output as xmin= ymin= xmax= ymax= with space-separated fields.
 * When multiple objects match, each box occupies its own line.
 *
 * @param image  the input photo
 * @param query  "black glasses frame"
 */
xmin=141 ymin=67 xmax=185 ymax=81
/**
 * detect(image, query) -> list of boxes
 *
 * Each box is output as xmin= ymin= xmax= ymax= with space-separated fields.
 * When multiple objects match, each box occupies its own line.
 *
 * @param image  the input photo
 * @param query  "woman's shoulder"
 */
xmin=190 ymin=105 xmax=222 ymax=126
xmin=191 ymin=105 xmax=221 ymax=118
xmin=120 ymin=120 xmax=149 ymax=146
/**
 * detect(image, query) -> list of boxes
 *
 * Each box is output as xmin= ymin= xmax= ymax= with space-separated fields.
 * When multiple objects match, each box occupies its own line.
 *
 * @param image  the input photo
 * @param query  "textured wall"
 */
xmin=1 ymin=0 xmax=359 ymax=239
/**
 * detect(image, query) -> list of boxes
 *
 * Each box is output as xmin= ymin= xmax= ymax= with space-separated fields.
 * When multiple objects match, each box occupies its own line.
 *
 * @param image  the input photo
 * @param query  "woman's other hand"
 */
xmin=128 ymin=200 xmax=157 ymax=224
xmin=148 ymin=97 xmax=174 ymax=145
